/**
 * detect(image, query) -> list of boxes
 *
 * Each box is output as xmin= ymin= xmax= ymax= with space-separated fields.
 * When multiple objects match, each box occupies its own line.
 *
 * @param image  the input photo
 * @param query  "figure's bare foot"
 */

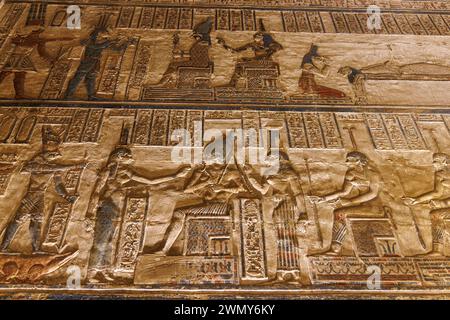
xmin=87 ymin=271 xmax=101 ymax=283
xmin=324 ymin=243 xmax=342 ymax=256
xmin=421 ymin=250 xmax=445 ymax=257
xmin=103 ymin=271 xmax=115 ymax=282
xmin=152 ymin=250 xmax=167 ymax=256
xmin=420 ymin=244 xmax=445 ymax=257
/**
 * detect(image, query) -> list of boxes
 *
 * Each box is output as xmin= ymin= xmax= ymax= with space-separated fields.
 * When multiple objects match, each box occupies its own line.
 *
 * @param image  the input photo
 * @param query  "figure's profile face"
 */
xmin=97 ymin=30 xmax=109 ymax=42
xmin=338 ymin=67 xmax=351 ymax=76
xmin=118 ymin=153 xmax=133 ymax=165
xmin=311 ymin=55 xmax=325 ymax=67
xmin=433 ymin=157 xmax=447 ymax=171
xmin=346 ymin=156 xmax=362 ymax=169
xmin=254 ymin=34 xmax=264 ymax=45
xmin=43 ymin=151 xmax=61 ymax=161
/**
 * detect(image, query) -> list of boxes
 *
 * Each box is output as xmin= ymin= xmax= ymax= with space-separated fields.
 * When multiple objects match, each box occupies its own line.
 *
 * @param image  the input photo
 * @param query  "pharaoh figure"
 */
xmin=0 ymin=126 xmax=83 ymax=253
xmin=404 ymin=153 xmax=450 ymax=256
xmin=64 ymin=16 xmax=135 ymax=100
xmin=152 ymin=17 xmax=214 ymax=88
xmin=85 ymin=147 xmax=189 ymax=283
xmin=217 ymin=19 xmax=283 ymax=88
xmin=297 ymin=44 xmax=346 ymax=99
xmin=338 ymin=66 xmax=368 ymax=104
xmin=0 ymin=27 xmax=72 ymax=99
xmin=311 ymin=152 xmax=382 ymax=255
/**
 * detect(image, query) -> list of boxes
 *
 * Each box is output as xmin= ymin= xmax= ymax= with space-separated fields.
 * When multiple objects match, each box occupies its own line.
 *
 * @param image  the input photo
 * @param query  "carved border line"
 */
xmin=0 ymin=100 xmax=450 ymax=115
xmin=3 ymin=1 xmax=450 ymax=35
xmin=5 ymin=0 xmax=450 ymax=13
xmin=0 ymin=287 xmax=449 ymax=299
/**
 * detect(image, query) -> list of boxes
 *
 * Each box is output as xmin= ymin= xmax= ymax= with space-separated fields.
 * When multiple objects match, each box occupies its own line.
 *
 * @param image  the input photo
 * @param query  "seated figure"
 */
xmin=310 ymin=152 xmax=384 ymax=255
xmin=216 ymin=19 xmax=283 ymax=91
xmin=338 ymin=66 xmax=368 ymax=104
xmin=153 ymin=17 xmax=214 ymax=89
xmin=293 ymin=44 xmax=348 ymax=101
xmin=404 ymin=153 xmax=450 ymax=256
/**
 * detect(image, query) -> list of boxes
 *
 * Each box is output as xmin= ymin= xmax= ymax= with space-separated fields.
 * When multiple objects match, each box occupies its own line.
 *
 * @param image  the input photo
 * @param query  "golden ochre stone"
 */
xmin=0 ymin=0 xmax=449 ymax=299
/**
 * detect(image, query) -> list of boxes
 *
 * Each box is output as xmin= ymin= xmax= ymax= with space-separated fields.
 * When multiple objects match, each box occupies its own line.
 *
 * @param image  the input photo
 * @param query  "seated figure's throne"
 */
xmin=177 ymin=65 xmax=214 ymax=89
xmin=142 ymin=36 xmax=214 ymax=101
xmin=330 ymin=197 xmax=403 ymax=257
xmin=215 ymin=59 xmax=283 ymax=101
xmin=237 ymin=60 xmax=280 ymax=91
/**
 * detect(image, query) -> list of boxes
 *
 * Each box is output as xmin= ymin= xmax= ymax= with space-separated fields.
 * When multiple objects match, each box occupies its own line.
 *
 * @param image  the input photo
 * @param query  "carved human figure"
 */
xmin=64 ymin=22 xmax=134 ymax=101
xmin=153 ymin=17 xmax=213 ymax=88
xmin=403 ymin=153 xmax=450 ymax=256
xmin=338 ymin=66 xmax=368 ymax=104
xmin=297 ymin=45 xmax=346 ymax=99
xmin=85 ymin=147 xmax=188 ymax=283
xmin=0 ymin=126 xmax=83 ymax=253
xmin=244 ymin=152 xmax=308 ymax=282
xmin=311 ymin=151 xmax=382 ymax=255
xmin=217 ymin=19 xmax=283 ymax=88
xmin=0 ymin=28 xmax=72 ymax=99
xmin=153 ymin=162 xmax=240 ymax=255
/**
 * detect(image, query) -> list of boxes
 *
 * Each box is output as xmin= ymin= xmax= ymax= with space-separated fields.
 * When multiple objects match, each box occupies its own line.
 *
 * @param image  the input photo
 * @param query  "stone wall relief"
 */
xmin=215 ymin=19 xmax=284 ymax=101
xmin=142 ymin=17 xmax=214 ymax=101
xmin=0 ymin=2 xmax=449 ymax=105
xmin=0 ymin=125 xmax=83 ymax=283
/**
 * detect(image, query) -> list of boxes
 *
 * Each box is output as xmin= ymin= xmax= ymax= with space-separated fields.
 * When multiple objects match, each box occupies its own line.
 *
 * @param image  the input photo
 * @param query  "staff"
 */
xmin=304 ymin=157 xmax=323 ymax=246
xmin=393 ymin=165 xmax=426 ymax=250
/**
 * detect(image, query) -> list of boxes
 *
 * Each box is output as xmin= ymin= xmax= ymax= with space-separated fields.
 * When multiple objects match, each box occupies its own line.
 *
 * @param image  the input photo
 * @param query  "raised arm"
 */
xmin=247 ymin=176 xmax=271 ymax=196
xmin=217 ymin=37 xmax=252 ymax=53
xmin=107 ymin=38 xmax=133 ymax=52
xmin=413 ymin=175 xmax=447 ymax=203
xmin=337 ymin=173 xmax=380 ymax=208
xmin=22 ymin=162 xmax=83 ymax=174
xmin=130 ymin=166 xmax=191 ymax=186
xmin=323 ymin=179 xmax=354 ymax=202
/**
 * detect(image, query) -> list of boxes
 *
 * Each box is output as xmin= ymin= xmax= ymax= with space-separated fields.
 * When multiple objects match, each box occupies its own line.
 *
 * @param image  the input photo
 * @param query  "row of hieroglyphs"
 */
xmin=0 ymin=4 xmax=449 ymax=104
xmin=1 ymin=108 xmax=449 ymax=150
xmin=0 ymin=107 xmax=449 ymax=286
xmin=7 ymin=0 xmax=450 ymax=11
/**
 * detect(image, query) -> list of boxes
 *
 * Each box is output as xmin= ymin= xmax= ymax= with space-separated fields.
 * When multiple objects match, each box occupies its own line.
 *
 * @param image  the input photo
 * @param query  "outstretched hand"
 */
xmin=216 ymin=37 xmax=226 ymax=45
xmin=65 ymin=194 xmax=79 ymax=203
xmin=402 ymin=197 xmax=416 ymax=205
xmin=308 ymin=196 xmax=324 ymax=204
xmin=217 ymin=37 xmax=233 ymax=51
xmin=176 ymin=166 xmax=192 ymax=178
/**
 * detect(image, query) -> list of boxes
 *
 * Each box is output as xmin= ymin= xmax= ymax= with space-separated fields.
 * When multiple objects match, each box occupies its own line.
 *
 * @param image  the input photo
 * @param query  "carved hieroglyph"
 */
xmin=0 ymin=0 xmax=449 ymax=299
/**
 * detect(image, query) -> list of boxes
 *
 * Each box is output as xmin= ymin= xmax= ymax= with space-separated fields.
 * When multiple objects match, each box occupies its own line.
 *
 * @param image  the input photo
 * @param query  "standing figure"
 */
xmin=0 ymin=126 xmax=83 ymax=253
xmin=338 ymin=66 xmax=368 ymax=104
xmin=85 ymin=147 xmax=189 ymax=283
xmin=64 ymin=22 xmax=133 ymax=100
xmin=297 ymin=44 xmax=346 ymax=99
xmin=244 ymin=152 xmax=308 ymax=282
xmin=404 ymin=153 xmax=450 ymax=256
xmin=311 ymin=152 xmax=382 ymax=255
xmin=0 ymin=28 xmax=72 ymax=99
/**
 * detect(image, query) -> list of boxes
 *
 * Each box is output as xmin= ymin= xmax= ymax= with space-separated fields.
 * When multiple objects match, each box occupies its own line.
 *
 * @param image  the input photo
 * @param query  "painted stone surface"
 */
xmin=0 ymin=0 xmax=449 ymax=299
